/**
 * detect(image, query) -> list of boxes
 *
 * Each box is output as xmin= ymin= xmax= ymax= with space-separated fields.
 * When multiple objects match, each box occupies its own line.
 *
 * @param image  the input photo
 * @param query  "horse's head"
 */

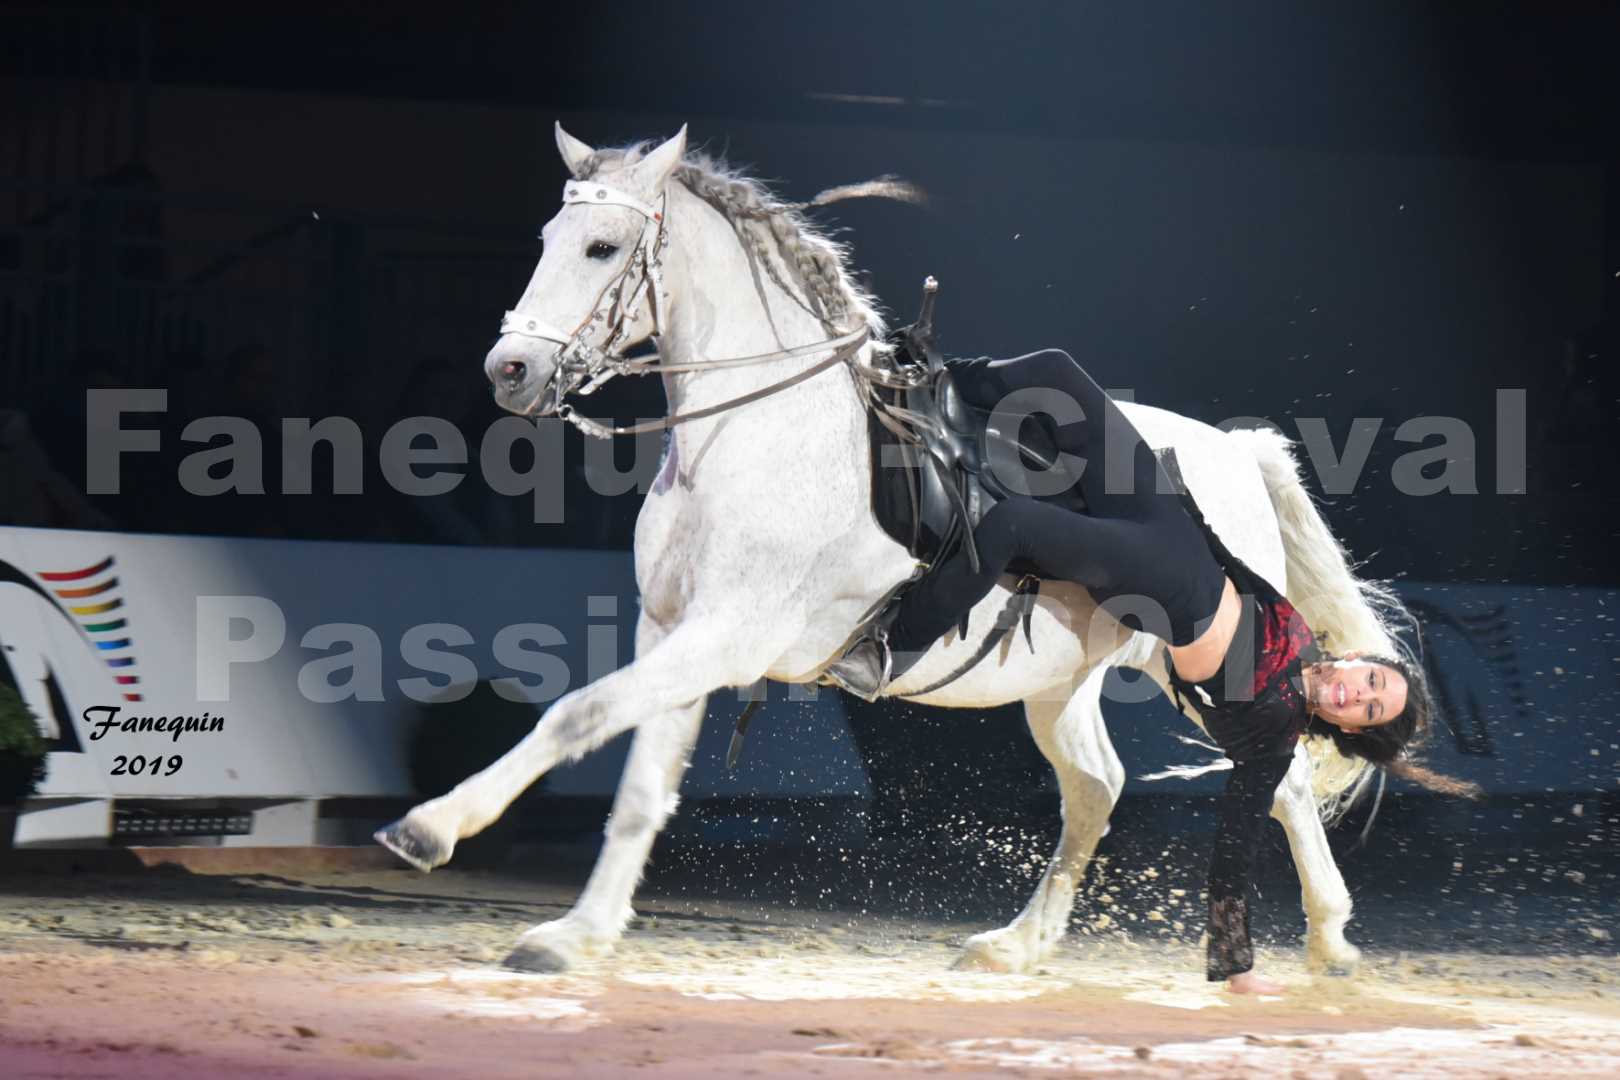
xmin=485 ymin=123 xmax=688 ymax=416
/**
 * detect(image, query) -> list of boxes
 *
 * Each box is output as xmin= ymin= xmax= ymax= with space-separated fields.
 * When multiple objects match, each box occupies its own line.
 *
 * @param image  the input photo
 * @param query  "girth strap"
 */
xmin=725 ymin=688 xmax=766 ymax=771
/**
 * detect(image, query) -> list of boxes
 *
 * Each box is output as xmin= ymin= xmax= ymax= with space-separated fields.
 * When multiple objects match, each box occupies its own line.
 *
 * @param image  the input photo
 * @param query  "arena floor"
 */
xmin=1 ymin=847 xmax=1617 ymax=1078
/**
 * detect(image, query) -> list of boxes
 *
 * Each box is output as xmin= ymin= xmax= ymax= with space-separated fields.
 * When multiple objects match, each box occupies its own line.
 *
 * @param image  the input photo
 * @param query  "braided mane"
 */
xmin=576 ymin=143 xmax=921 ymax=348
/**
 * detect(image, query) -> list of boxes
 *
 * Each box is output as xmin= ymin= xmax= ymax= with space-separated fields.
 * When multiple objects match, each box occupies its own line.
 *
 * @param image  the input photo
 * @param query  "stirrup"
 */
xmin=822 ymin=625 xmax=895 ymax=703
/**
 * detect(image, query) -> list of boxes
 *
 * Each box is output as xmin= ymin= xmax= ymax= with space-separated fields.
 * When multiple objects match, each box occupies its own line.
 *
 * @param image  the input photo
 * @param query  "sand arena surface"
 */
xmin=0 ymin=864 xmax=1617 ymax=1078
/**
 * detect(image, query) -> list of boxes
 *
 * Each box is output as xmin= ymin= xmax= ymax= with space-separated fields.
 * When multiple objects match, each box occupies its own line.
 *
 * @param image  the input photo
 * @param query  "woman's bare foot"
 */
xmin=1227 ymin=970 xmax=1285 ymax=995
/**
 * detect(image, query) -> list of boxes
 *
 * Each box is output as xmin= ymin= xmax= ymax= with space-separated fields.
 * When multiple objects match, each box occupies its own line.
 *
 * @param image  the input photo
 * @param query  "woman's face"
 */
xmin=1310 ymin=655 xmax=1408 ymax=730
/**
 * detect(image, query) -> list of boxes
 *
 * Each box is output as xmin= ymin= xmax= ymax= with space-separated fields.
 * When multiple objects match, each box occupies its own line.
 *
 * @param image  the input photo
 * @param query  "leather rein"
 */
xmin=497 ymin=178 xmax=915 ymax=439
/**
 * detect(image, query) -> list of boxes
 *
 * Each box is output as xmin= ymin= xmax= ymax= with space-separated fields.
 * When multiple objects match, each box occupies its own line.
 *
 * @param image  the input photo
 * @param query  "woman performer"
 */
xmin=826 ymin=347 xmax=1471 ymax=993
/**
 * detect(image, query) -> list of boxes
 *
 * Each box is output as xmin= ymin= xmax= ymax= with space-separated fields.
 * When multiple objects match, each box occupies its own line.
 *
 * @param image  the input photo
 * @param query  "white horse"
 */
xmin=378 ymin=124 xmax=1405 ymax=975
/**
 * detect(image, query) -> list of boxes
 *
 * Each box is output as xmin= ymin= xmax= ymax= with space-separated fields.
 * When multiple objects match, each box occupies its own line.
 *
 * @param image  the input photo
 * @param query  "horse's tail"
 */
xmin=1225 ymin=425 xmax=1418 ymax=824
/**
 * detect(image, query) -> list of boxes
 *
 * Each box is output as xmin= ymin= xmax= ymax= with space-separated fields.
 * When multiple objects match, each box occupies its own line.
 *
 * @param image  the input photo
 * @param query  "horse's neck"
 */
xmin=639 ymin=187 xmax=916 ymax=653
xmin=656 ymin=196 xmax=872 ymax=476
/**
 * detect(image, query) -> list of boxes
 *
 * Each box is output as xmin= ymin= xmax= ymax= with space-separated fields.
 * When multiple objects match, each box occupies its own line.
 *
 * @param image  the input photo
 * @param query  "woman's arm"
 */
xmin=1207 ymin=752 xmax=1294 ymax=987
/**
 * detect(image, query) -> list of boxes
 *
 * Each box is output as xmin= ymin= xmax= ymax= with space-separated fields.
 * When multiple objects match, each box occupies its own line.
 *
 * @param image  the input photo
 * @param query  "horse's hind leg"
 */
xmin=1271 ymin=746 xmax=1362 ymax=972
xmin=956 ymin=666 xmax=1122 ymax=974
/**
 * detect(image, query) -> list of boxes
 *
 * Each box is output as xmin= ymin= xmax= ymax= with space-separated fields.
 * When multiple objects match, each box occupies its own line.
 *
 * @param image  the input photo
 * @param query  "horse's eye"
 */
xmin=586 ymin=241 xmax=619 ymax=260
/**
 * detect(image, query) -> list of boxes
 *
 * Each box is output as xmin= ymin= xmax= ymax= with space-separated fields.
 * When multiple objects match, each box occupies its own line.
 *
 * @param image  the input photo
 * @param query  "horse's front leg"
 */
xmin=1271 ymin=746 xmax=1361 ymax=972
xmin=503 ymin=687 xmax=706 ymax=971
xmin=377 ymin=615 xmax=744 ymax=873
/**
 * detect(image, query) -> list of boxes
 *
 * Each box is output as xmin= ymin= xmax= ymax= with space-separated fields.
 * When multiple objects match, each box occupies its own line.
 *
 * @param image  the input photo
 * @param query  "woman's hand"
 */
xmin=1227 ymin=970 xmax=1285 ymax=995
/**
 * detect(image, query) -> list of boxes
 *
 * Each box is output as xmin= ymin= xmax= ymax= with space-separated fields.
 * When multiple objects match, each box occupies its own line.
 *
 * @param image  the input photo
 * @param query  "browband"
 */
xmin=562 ymin=180 xmax=662 ymax=222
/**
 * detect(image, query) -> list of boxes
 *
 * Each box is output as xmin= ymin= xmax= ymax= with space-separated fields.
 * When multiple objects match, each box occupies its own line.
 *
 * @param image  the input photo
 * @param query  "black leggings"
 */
xmin=886 ymin=349 xmax=1226 ymax=654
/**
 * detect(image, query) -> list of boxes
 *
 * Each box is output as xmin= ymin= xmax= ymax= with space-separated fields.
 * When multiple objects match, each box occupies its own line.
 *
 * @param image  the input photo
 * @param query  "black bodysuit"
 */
xmin=884 ymin=348 xmax=1319 ymax=981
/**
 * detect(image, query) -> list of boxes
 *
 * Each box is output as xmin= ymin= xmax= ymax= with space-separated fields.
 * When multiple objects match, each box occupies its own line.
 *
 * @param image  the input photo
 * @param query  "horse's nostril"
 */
xmin=499 ymin=359 xmax=527 ymax=384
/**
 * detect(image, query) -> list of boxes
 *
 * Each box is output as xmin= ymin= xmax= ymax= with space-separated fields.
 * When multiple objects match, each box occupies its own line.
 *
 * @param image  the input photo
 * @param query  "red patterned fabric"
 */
xmin=1252 ymin=594 xmax=1318 ymax=729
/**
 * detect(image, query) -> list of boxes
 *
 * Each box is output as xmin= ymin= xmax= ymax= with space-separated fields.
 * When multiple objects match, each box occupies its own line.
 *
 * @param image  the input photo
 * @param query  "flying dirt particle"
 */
xmin=793 ymin=1027 xmax=844 ymax=1038
xmin=327 ymin=913 xmax=354 ymax=929
xmin=293 ymin=1026 xmax=319 ymax=1039
xmin=1588 ymin=927 xmax=1611 ymax=941
xmin=1133 ymin=1045 xmax=1152 ymax=1060
xmin=1513 ymin=1033 xmax=1549 ymax=1047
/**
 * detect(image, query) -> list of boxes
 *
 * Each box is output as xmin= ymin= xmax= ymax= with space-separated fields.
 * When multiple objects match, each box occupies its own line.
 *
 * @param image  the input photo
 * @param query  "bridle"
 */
xmin=498 ymin=177 xmax=913 ymax=439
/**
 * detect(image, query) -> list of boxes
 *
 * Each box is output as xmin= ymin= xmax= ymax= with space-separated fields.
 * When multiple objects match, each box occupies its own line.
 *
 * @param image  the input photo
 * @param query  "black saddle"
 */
xmin=867 ymin=294 xmax=1085 ymax=575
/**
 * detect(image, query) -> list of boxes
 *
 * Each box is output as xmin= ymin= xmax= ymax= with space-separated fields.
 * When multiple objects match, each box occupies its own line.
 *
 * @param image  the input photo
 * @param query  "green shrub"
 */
xmin=0 ymin=683 xmax=48 ymax=804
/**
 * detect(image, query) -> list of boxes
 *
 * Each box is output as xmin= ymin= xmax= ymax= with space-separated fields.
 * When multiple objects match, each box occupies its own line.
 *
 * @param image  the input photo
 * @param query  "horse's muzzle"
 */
xmin=484 ymin=338 xmax=553 ymax=416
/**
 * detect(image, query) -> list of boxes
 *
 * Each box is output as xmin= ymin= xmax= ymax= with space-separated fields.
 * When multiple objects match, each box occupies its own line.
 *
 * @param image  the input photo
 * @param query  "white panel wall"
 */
xmin=0 ymin=526 xmax=867 ymax=814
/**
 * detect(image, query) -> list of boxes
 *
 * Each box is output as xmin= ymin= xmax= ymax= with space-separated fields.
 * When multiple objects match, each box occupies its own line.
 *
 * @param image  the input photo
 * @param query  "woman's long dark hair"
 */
xmin=1303 ymin=654 xmax=1483 ymax=799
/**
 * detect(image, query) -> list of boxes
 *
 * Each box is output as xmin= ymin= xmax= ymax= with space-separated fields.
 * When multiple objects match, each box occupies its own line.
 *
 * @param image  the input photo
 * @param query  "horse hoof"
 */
xmin=503 ymin=941 xmax=571 ymax=973
xmin=954 ymin=931 xmax=1025 ymax=974
xmin=1307 ymin=940 xmax=1362 ymax=976
xmin=374 ymin=819 xmax=451 ymax=872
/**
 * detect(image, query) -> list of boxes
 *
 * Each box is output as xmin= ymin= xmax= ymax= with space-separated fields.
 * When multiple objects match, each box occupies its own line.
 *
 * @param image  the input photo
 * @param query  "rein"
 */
xmin=557 ymin=326 xmax=871 ymax=439
xmin=499 ymin=178 xmax=910 ymax=439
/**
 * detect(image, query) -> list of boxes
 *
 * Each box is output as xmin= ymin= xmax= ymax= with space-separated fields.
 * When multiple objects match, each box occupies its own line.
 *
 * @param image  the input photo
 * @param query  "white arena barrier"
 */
xmin=0 ymin=525 xmax=866 ymax=847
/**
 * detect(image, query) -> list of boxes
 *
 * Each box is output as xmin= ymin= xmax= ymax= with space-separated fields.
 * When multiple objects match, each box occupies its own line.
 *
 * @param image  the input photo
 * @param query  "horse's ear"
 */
xmin=630 ymin=124 xmax=688 ymax=191
xmin=555 ymin=122 xmax=596 ymax=178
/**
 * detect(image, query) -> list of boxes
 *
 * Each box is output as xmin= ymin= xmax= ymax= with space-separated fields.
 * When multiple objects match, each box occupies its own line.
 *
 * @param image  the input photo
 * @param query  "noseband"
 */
xmin=498 ymin=178 xmax=905 ymax=439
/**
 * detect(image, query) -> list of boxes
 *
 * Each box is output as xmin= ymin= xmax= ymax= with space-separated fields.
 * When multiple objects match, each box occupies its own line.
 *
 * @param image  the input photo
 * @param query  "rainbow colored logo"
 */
xmin=38 ymin=556 xmax=142 ymax=703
